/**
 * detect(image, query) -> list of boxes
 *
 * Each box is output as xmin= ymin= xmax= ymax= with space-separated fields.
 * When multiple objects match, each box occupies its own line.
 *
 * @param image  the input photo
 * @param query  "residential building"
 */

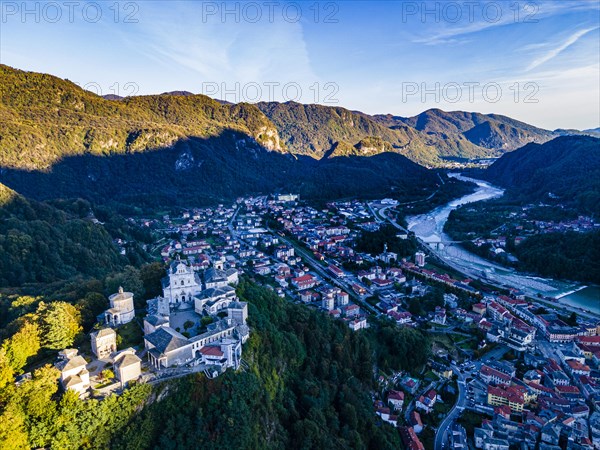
xmin=414 ymin=252 xmax=426 ymax=267
xmin=292 ymin=274 xmax=317 ymax=290
xmin=349 ymin=317 xmax=368 ymax=331
xmin=387 ymin=390 xmax=405 ymax=411
xmin=487 ymin=385 xmax=525 ymax=412
xmin=416 ymin=389 xmax=437 ymax=413
xmin=400 ymin=426 xmax=425 ymax=450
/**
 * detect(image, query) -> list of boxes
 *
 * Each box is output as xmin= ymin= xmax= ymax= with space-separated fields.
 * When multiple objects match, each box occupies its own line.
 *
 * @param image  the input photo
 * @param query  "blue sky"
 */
xmin=1 ymin=0 xmax=599 ymax=129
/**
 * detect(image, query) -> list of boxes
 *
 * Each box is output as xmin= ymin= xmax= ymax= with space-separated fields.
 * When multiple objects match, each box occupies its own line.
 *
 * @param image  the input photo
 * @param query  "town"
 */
xmin=52 ymin=192 xmax=600 ymax=450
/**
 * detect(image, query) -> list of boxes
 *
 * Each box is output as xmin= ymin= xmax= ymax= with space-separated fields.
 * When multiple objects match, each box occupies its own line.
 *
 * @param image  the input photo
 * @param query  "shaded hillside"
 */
xmin=257 ymin=102 xmax=558 ymax=166
xmin=110 ymin=281 xmax=430 ymax=449
xmin=0 ymin=183 xmax=126 ymax=286
xmin=483 ymin=135 xmax=600 ymax=215
xmin=1 ymin=65 xmax=566 ymax=171
xmin=0 ymin=132 xmax=441 ymax=206
xmin=0 ymin=65 xmax=447 ymax=204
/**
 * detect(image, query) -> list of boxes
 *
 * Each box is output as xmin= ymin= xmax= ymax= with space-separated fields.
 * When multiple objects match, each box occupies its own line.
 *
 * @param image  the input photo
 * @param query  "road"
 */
xmin=434 ymin=364 xmax=466 ymax=450
xmin=274 ymin=232 xmax=380 ymax=315
xmin=433 ymin=345 xmax=509 ymax=449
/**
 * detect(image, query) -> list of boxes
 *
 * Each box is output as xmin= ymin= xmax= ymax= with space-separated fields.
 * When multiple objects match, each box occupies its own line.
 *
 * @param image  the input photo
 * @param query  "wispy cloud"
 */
xmin=526 ymin=26 xmax=599 ymax=71
xmin=413 ymin=0 xmax=599 ymax=46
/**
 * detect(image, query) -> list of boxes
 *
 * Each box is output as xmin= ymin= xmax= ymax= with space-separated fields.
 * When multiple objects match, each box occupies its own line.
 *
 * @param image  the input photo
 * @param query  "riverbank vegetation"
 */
xmin=445 ymin=199 xmax=600 ymax=284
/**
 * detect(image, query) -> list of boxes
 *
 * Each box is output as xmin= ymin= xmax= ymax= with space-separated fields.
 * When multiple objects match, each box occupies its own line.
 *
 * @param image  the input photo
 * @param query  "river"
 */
xmin=406 ymin=174 xmax=600 ymax=315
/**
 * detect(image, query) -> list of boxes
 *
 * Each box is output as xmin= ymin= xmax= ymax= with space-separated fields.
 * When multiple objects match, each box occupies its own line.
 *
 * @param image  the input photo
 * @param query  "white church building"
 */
xmin=162 ymin=258 xmax=203 ymax=305
xmin=104 ymin=287 xmax=135 ymax=326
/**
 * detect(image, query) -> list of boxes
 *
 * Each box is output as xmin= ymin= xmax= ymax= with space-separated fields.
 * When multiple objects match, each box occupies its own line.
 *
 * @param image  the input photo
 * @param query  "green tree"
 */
xmin=76 ymin=292 xmax=108 ymax=330
xmin=0 ymin=348 xmax=14 ymax=390
xmin=15 ymin=365 xmax=60 ymax=420
xmin=140 ymin=262 xmax=165 ymax=299
xmin=0 ymin=403 xmax=29 ymax=450
xmin=105 ymin=266 xmax=145 ymax=302
xmin=2 ymin=320 xmax=41 ymax=372
xmin=37 ymin=302 xmax=82 ymax=350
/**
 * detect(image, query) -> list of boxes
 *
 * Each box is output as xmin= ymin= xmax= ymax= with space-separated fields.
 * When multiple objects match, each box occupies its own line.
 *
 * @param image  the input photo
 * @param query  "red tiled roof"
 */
xmin=577 ymin=336 xmax=600 ymax=346
xmin=293 ymin=274 xmax=314 ymax=282
xmin=199 ymin=346 xmax=224 ymax=357
xmin=388 ymin=390 xmax=405 ymax=401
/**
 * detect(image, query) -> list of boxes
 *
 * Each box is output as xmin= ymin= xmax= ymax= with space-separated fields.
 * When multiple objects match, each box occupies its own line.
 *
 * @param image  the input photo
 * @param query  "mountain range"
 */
xmin=0 ymin=64 xmax=597 ymax=206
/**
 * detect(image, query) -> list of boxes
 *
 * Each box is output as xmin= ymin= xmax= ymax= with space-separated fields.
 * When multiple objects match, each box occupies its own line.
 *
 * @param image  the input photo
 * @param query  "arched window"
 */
xmin=181 ymin=280 xmax=184 ymax=286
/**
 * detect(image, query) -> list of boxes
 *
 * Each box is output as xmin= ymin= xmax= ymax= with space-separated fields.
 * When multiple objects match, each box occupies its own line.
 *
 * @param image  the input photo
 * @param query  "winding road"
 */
xmin=434 ymin=364 xmax=466 ymax=450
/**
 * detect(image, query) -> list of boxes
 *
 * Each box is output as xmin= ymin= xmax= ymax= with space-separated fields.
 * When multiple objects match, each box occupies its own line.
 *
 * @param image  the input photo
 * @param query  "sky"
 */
xmin=1 ymin=0 xmax=599 ymax=130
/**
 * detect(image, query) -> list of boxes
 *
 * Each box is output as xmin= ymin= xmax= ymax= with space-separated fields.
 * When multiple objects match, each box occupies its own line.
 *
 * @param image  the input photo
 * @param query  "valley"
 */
xmin=0 ymin=64 xmax=599 ymax=450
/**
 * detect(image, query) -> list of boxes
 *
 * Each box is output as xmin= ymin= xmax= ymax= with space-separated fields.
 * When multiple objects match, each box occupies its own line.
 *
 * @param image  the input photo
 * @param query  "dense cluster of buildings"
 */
xmin=61 ymin=192 xmax=600 ymax=448
xmin=465 ymin=294 xmax=600 ymax=449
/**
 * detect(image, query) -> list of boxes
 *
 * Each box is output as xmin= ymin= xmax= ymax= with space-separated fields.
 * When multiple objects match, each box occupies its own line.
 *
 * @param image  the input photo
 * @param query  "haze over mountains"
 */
xmin=0 ymin=64 xmax=597 ymax=205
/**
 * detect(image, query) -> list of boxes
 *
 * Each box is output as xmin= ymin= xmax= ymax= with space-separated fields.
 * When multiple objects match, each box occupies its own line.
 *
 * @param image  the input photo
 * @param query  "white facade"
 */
xmin=90 ymin=328 xmax=117 ymax=359
xmin=114 ymin=349 xmax=142 ymax=384
xmin=349 ymin=317 xmax=368 ymax=331
xmin=55 ymin=349 xmax=90 ymax=396
xmin=415 ymin=251 xmax=426 ymax=267
xmin=162 ymin=260 xmax=203 ymax=304
xmin=322 ymin=296 xmax=335 ymax=311
xmin=105 ymin=287 xmax=135 ymax=326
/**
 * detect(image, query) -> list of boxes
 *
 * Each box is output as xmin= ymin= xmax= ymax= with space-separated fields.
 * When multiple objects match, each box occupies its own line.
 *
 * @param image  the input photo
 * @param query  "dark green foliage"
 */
xmin=484 ymin=135 xmax=600 ymax=216
xmin=105 ymin=266 xmax=145 ymax=302
xmin=0 ymin=185 xmax=125 ymax=286
xmin=0 ymin=135 xmax=442 ymax=208
xmin=113 ymin=281 xmax=416 ymax=449
xmin=444 ymin=203 xmax=513 ymax=241
xmin=369 ymin=317 xmax=431 ymax=373
xmin=406 ymin=287 xmax=445 ymax=316
xmin=139 ymin=263 xmax=166 ymax=299
xmin=76 ymin=292 xmax=108 ymax=330
xmin=354 ymin=224 xmax=417 ymax=258
xmin=514 ymin=231 xmax=600 ymax=283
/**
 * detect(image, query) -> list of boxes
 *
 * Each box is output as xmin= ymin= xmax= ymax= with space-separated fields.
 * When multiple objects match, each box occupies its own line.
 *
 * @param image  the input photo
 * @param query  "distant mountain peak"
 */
xmin=160 ymin=90 xmax=195 ymax=97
